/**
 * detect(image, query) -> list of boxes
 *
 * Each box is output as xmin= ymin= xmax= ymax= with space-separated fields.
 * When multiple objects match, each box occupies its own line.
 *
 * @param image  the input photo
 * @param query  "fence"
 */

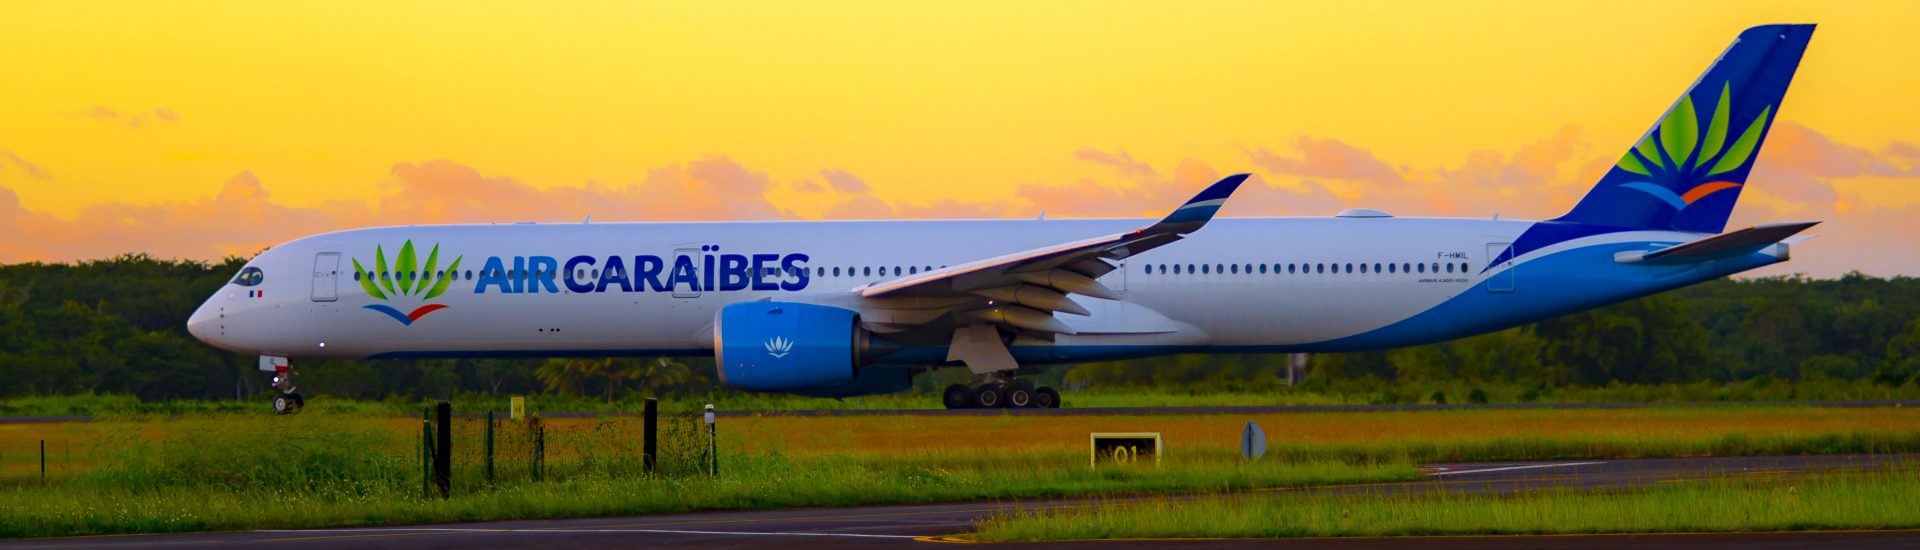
xmin=428 ymin=399 xmax=716 ymax=497
xmin=3 ymin=398 xmax=721 ymax=498
xmin=0 ymin=437 xmax=99 ymax=486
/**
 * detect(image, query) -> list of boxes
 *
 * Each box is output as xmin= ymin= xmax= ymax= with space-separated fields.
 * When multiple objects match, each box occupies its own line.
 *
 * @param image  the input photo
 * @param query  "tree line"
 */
xmin=1 ymin=255 xmax=1917 ymax=401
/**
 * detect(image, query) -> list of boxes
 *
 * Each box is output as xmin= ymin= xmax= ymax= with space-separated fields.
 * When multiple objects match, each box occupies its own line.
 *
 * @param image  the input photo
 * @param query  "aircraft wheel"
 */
xmin=1035 ymin=386 xmax=1061 ymax=409
xmin=272 ymin=392 xmax=304 ymax=415
xmin=1006 ymin=383 xmax=1036 ymax=409
xmin=943 ymin=384 xmax=973 ymax=409
xmin=972 ymin=384 xmax=1005 ymax=408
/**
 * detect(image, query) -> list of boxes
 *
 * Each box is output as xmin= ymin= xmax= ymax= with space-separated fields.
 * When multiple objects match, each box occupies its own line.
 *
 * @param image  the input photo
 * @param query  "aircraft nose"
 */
xmin=186 ymin=299 xmax=221 ymax=345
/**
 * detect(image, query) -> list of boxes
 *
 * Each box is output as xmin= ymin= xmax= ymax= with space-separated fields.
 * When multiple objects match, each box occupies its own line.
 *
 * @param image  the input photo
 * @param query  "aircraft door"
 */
xmin=671 ymin=245 xmax=703 ymax=298
xmin=1485 ymin=243 xmax=1515 ymax=293
xmin=311 ymin=252 xmax=340 ymax=302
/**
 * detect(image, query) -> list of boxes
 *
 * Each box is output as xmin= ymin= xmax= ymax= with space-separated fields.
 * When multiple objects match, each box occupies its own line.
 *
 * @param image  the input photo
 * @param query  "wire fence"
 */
xmin=0 ymin=437 xmax=104 ymax=486
xmin=424 ymin=403 xmax=717 ymax=497
xmin=2 ymin=399 xmax=721 ymax=497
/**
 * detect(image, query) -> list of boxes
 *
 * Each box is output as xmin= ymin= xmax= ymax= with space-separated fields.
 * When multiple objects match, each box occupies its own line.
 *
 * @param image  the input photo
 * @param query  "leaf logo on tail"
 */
xmin=353 ymin=240 xmax=462 ymax=325
xmin=1614 ymin=81 xmax=1771 ymax=211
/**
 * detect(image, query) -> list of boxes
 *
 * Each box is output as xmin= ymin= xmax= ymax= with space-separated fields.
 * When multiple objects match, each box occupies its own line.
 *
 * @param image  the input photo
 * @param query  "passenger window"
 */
xmin=1418 ymin=263 xmax=1425 ymax=273
xmin=351 ymin=271 xmax=360 ymax=281
xmin=1345 ymin=263 xmax=1353 ymax=273
xmin=1215 ymin=264 xmax=1223 ymax=274
xmin=1186 ymin=264 xmax=1195 ymax=274
xmin=1360 ymin=263 xmax=1368 ymax=273
xmin=1461 ymin=262 xmax=1470 ymax=273
xmin=1230 ymin=264 xmax=1238 ymax=274
xmin=1202 ymin=264 xmax=1210 ymax=274
xmin=1388 ymin=263 xmax=1396 ymax=273
xmin=863 ymin=267 xmax=871 ymax=277
xmin=1259 ymin=264 xmax=1267 ymax=274
xmin=1403 ymin=263 xmax=1411 ymax=273
xmin=1173 ymin=264 xmax=1181 ymax=274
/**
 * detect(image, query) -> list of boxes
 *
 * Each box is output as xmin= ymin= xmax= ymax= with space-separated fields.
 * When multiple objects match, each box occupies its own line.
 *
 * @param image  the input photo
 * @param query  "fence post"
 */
xmin=40 ymin=440 xmax=46 ymax=484
xmin=530 ymin=417 xmax=544 ymax=482
xmin=485 ymin=410 xmax=496 ymax=485
xmin=421 ymin=406 xmax=431 ymax=499
xmin=434 ymin=401 xmax=452 ymax=499
xmin=643 ymin=398 xmax=658 ymax=473
xmin=703 ymin=404 xmax=717 ymax=477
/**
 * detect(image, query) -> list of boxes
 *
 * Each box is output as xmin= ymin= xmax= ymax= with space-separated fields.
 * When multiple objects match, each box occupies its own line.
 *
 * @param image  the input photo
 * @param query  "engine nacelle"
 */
xmin=715 ymin=302 xmax=878 ymax=392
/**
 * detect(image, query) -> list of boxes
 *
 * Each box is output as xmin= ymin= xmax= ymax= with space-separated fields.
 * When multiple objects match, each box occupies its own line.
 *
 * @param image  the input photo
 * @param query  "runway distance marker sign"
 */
xmin=1091 ymin=432 xmax=1161 ymax=468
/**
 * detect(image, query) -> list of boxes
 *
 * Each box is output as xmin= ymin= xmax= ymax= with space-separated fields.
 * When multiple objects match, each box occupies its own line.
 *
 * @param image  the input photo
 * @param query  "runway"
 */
xmin=7 ymin=453 xmax=1916 ymax=549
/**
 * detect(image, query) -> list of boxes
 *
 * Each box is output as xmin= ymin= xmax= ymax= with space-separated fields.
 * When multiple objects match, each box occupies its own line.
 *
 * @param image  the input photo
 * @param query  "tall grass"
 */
xmin=0 ymin=410 xmax=1416 ymax=538
xmin=974 ymin=468 xmax=1920 ymax=541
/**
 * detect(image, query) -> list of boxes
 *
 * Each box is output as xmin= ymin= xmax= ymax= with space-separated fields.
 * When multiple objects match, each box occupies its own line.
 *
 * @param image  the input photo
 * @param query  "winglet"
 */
xmin=1151 ymin=173 xmax=1249 ymax=232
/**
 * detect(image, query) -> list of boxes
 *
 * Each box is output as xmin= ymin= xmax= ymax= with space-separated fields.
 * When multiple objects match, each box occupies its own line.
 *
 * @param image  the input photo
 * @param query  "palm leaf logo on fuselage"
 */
xmin=352 ymin=240 xmax=461 ymax=325
xmin=1615 ymin=81 xmax=1770 ymax=211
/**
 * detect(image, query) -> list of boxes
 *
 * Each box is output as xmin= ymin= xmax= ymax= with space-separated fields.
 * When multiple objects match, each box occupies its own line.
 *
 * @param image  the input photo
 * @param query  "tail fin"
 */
xmin=1553 ymin=24 xmax=1815 ymax=233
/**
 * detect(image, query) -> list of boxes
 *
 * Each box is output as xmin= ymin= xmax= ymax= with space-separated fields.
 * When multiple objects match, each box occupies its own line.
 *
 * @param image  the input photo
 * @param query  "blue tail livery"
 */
xmin=1556 ymin=24 xmax=1814 ymax=233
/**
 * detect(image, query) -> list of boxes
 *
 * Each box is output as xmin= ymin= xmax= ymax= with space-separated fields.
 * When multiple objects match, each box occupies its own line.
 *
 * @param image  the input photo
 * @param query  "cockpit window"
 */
xmin=232 ymin=267 xmax=265 ymax=287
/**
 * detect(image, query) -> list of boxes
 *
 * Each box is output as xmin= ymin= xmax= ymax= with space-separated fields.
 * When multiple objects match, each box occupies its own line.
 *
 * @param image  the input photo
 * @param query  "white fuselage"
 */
xmin=187 ymin=215 xmax=1780 ymax=366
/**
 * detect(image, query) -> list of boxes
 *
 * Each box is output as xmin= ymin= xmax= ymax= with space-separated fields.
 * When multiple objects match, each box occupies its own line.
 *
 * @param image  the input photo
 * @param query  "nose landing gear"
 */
xmin=943 ymin=375 xmax=1060 ymax=410
xmin=261 ymin=355 xmax=303 ymax=415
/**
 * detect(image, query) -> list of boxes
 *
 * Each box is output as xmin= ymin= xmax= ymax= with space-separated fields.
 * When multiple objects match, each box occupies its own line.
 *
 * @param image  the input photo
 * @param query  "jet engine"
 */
xmin=714 ymin=302 xmax=888 ymax=392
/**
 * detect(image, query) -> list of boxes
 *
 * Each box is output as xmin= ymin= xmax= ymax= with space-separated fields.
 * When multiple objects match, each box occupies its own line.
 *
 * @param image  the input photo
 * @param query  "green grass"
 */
xmin=973 ymin=468 xmax=1920 ymax=541
xmin=0 ymin=410 xmax=1417 ymax=538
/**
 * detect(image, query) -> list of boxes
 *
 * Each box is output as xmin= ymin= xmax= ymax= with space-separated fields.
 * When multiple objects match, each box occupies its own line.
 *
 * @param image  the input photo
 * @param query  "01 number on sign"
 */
xmin=1090 ymin=432 xmax=1161 ymax=468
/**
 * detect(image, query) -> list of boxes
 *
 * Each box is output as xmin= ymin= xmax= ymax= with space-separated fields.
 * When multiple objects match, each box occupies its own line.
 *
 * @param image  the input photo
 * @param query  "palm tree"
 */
xmin=534 ymin=358 xmax=590 ymax=397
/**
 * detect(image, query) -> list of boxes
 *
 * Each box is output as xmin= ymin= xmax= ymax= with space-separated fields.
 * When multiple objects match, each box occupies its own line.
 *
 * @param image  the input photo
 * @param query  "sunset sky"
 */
xmin=2 ymin=1 xmax=1916 ymax=276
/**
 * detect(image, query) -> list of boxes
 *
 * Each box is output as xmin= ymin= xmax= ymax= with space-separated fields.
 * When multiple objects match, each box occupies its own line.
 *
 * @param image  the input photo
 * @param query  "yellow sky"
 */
xmin=1 ymin=1 xmax=1917 ymax=274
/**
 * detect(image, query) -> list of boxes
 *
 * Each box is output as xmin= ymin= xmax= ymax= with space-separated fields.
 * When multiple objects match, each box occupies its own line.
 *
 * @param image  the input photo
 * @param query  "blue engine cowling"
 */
xmin=715 ymin=302 xmax=877 ymax=392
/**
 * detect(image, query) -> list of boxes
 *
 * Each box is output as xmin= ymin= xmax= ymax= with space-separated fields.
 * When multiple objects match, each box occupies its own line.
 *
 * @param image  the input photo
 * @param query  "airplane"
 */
xmin=190 ymin=24 xmax=1816 ymax=414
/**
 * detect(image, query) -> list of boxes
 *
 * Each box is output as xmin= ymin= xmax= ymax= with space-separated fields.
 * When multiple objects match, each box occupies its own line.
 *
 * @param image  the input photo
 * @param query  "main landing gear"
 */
xmin=944 ymin=376 xmax=1061 ymax=409
xmin=263 ymin=356 xmax=303 ymax=415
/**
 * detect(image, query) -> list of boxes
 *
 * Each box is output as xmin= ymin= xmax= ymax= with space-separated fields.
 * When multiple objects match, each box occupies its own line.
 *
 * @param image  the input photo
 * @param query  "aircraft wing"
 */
xmin=858 ymin=174 xmax=1247 ymax=344
xmin=1617 ymin=221 xmax=1819 ymax=264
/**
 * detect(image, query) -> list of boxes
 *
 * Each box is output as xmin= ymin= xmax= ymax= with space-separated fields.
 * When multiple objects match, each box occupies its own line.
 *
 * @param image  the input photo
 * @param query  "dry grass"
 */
xmin=725 ymin=405 xmax=1920 ymax=462
xmin=5 ymin=405 xmax=1920 ymax=481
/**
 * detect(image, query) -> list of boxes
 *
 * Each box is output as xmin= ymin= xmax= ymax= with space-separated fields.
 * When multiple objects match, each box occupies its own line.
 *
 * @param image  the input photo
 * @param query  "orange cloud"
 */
xmin=2 ymin=125 xmax=1915 ymax=277
xmin=0 ymin=150 xmax=52 ymax=181
xmin=77 ymin=106 xmax=180 ymax=129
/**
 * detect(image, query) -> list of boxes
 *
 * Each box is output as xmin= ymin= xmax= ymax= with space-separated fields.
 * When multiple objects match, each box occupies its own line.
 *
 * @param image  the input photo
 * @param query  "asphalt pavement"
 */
xmin=6 ymin=453 xmax=1916 ymax=549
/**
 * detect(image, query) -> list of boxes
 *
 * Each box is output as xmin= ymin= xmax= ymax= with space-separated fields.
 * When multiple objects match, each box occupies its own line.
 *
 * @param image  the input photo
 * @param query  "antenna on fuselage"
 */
xmin=583 ymin=214 xmax=592 ymax=224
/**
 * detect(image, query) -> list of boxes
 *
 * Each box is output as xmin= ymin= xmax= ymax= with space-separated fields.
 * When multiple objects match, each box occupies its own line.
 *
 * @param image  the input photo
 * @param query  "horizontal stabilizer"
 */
xmin=1617 ymin=221 xmax=1818 ymax=264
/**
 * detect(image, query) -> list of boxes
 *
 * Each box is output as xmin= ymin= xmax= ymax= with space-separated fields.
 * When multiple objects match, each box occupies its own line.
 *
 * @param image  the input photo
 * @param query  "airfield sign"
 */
xmin=1091 ymin=432 xmax=1162 ymax=468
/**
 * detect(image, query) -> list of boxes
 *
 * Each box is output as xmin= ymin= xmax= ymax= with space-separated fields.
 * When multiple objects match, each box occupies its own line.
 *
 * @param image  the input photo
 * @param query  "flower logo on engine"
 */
xmin=764 ymin=336 xmax=793 ymax=359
